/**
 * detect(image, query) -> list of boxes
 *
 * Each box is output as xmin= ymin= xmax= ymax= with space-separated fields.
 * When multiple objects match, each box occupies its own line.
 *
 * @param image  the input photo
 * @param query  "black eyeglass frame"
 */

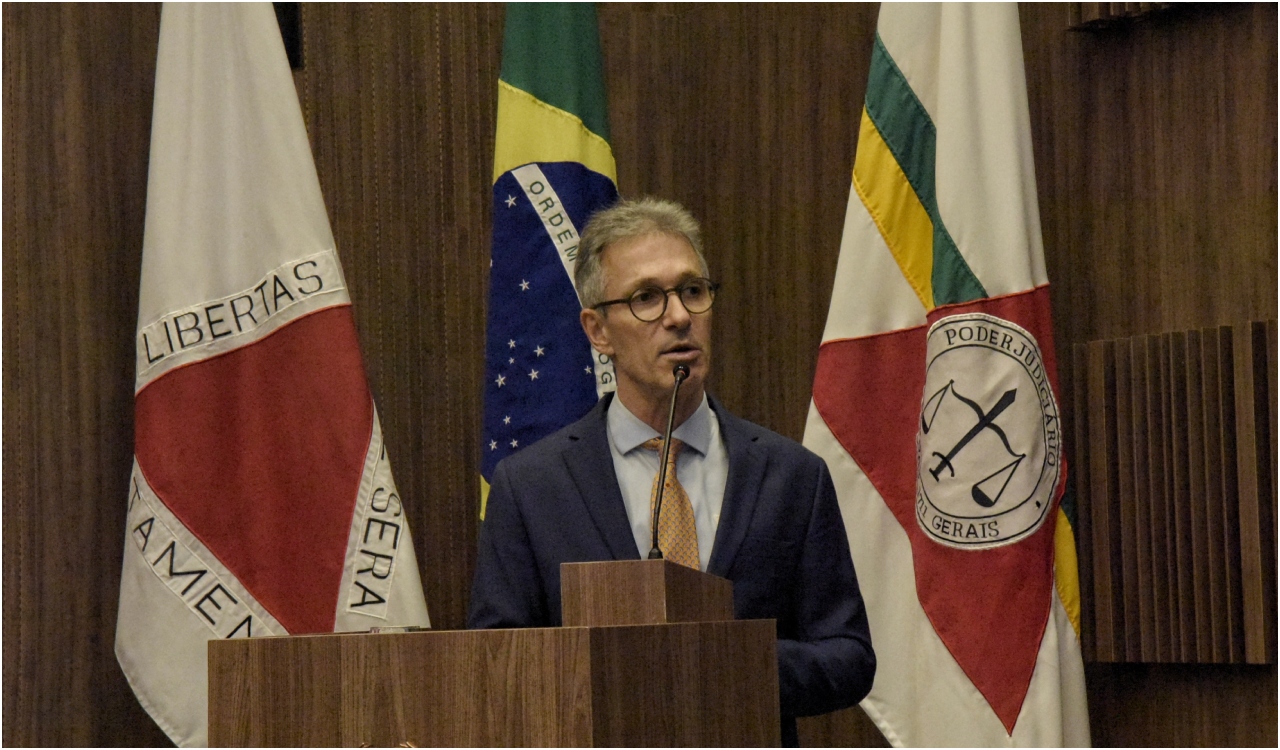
xmin=592 ymin=277 xmax=721 ymax=322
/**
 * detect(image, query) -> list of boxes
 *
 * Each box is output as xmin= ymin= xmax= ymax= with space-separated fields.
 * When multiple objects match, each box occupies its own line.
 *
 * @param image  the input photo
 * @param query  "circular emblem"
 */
xmin=915 ymin=313 xmax=1060 ymax=549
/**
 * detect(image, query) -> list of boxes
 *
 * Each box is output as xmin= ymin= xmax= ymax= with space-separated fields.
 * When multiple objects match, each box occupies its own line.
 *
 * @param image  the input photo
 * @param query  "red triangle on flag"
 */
xmin=813 ymin=285 xmax=1064 ymax=733
xmin=135 ymin=307 xmax=373 ymax=634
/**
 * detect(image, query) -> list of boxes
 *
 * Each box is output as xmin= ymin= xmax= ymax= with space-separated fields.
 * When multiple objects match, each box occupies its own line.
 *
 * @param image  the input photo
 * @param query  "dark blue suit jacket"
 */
xmin=468 ymin=394 xmax=875 ymax=745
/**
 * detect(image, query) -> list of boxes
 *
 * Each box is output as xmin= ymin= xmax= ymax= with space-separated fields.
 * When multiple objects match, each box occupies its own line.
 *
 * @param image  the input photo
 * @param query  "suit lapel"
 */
xmin=707 ymin=398 xmax=767 ymax=577
xmin=562 ymin=394 xmax=641 ymax=561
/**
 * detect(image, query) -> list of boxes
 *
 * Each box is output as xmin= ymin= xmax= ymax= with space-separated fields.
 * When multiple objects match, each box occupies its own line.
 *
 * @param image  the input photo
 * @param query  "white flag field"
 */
xmin=804 ymin=4 xmax=1091 ymax=746
xmin=115 ymin=4 xmax=429 ymax=746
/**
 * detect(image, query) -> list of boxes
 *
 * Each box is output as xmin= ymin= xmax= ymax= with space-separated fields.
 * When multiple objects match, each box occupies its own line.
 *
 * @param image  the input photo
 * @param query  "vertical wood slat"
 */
xmin=1073 ymin=343 xmax=1096 ymax=663
xmin=1185 ymin=329 xmax=1211 ymax=661
xmin=1160 ymin=333 xmax=1182 ymax=660
xmin=1260 ymin=320 xmax=1278 ymax=664
xmin=1130 ymin=338 xmax=1156 ymax=661
xmin=1234 ymin=323 xmax=1277 ymax=664
xmin=1147 ymin=333 xmax=1172 ymax=661
xmin=1233 ymin=323 xmax=1262 ymax=663
xmin=1087 ymin=340 xmax=1121 ymax=661
xmin=1269 ymin=320 xmax=1278 ymax=542
xmin=1264 ymin=318 xmax=1274 ymax=534
xmin=1169 ymin=332 xmax=1195 ymax=661
xmin=1200 ymin=327 xmax=1229 ymax=662
xmin=1218 ymin=328 xmax=1246 ymax=662
xmin=1115 ymin=340 xmax=1141 ymax=660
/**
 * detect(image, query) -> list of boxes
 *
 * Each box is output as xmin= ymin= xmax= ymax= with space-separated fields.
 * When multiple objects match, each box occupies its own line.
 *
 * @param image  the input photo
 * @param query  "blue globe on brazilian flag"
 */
xmin=482 ymin=3 xmax=619 ymax=518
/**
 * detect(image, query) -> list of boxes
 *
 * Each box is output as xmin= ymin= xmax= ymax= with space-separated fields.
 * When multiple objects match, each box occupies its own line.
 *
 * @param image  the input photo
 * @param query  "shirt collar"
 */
xmin=607 ymin=392 xmax=713 ymax=457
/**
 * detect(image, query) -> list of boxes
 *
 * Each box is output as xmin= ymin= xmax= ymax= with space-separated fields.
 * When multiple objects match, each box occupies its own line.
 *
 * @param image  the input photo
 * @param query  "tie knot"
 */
xmin=642 ymin=436 xmax=683 ymax=458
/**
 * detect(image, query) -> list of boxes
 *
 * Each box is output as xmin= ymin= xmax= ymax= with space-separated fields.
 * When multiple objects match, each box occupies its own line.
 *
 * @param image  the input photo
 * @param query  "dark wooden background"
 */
xmin=3 ymin=3 xmax=1274 ymax=746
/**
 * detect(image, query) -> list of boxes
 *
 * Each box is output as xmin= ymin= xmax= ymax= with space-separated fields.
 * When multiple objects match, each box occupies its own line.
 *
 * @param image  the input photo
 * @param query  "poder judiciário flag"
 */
xmin=115 ymin=5 xmax=429 ymax=746
xmin=802 ymin=5 xmax=1090 ymax=745
xmin=481 ymin=2 xmax=619 ymax=518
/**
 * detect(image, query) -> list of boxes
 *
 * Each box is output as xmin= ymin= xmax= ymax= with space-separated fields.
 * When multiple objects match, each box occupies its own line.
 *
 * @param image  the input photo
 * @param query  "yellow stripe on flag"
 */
xmin=1053 ymin=507 xmax=1082 ymax=636
xmin=493 ymin=81 xmax=617 ymax=184
xmin=480 ymin=475 xmax=491 ymax=521
xmin=852 ymin=108 xmax=935 ymax=311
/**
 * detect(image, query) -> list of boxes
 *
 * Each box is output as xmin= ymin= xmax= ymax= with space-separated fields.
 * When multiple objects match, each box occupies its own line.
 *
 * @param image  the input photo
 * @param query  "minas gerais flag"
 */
xmin=803 ymin=4 xmax=1090 ymax=746
xmin=115 ymin=5 xmax=429 ymax=746
xmin=481 ymin=2 xmax=619 ymax=518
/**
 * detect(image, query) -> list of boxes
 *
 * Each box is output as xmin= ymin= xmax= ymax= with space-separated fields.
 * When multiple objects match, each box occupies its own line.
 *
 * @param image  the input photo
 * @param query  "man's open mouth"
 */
xmin=662 ymin=344 xmax=700 ymax=358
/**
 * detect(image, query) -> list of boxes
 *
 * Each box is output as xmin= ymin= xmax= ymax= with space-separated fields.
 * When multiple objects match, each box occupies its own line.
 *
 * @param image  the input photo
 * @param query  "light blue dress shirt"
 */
xmin=605 ymin=393 xmax=729 ymax=572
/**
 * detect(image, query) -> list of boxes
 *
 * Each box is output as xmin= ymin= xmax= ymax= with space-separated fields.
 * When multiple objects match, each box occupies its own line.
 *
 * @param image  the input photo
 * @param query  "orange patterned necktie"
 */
xmin=642 ymin=437 xmax=700 ymax=570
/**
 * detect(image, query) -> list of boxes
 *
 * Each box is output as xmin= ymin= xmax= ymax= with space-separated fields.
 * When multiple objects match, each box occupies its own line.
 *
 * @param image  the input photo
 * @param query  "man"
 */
xmin=469 ymin=197 xmax=875 ymax=746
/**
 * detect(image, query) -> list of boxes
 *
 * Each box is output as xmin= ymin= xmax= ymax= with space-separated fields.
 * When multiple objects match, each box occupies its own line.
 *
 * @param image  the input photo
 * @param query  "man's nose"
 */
xmin=661 ymin=290 xmax=692 ymax=328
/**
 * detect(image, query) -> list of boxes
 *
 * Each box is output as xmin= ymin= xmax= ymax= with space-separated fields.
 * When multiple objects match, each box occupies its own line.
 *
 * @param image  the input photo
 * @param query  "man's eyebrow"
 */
xmin=625 ymin=271 xmax=702 ymax=290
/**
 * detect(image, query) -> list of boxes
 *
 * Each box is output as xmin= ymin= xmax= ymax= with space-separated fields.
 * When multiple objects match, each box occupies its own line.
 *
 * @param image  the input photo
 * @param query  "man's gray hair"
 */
xmin=574 ymin=197 xmax=708 ymax=310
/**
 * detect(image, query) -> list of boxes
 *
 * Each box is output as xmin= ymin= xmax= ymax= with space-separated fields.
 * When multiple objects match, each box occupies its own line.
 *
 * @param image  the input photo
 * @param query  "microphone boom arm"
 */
xmin=648 ymin=364 xmax=690 ymax=560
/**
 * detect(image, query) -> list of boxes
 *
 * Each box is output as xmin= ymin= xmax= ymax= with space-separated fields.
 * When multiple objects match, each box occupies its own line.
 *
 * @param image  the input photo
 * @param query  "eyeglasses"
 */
xmin=593 ymin=277 xmax=720 ymax=323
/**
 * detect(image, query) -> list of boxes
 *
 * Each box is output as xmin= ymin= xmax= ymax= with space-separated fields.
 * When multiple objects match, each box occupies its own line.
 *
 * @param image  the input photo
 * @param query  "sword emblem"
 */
xmin=922 ymin=381 xmax=1025 ymax=507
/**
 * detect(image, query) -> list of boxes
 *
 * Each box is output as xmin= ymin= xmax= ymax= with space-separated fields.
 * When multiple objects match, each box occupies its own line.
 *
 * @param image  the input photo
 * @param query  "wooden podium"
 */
xmin=207 ymin=560 xmax=780 ymax=746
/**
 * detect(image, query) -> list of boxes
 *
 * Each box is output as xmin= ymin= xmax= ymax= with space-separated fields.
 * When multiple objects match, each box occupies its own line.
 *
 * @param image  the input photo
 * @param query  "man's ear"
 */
xmin=580 ymin=307 xmax=613 ymax=356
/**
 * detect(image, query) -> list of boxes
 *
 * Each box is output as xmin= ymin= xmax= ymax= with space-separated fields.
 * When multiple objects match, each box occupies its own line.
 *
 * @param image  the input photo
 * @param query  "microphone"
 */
xmin=648 ymin=364 xmax=690 ymax=560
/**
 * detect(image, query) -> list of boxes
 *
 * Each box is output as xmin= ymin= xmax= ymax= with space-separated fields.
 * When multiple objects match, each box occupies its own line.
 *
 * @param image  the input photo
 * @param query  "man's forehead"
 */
xmin=601 ymin=233 xmax=702 ymax=283
xmin=624 ymin=271 xmax=701 ymax=293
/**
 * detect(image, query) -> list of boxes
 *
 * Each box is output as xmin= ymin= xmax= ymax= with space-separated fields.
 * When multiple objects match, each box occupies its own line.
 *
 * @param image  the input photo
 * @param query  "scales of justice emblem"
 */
xmin=915 ymin=313 xmax=1062 ymax=549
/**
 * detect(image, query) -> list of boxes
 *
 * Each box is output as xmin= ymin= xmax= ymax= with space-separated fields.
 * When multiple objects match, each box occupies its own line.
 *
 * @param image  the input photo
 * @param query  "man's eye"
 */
xmin=631 ymin=288 xmax=660 ymax=305
xmin=683 ymin=283 xmax=706 ymax=299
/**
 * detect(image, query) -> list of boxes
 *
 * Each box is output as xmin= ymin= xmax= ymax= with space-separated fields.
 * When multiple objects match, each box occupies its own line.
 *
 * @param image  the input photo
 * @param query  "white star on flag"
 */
xmin=495 ymin=374 xmax=506 ymax=387
xmin=519 ymin=280 xmax=530 ymax=291
xmin=489 ymin=440 xmax=497 ymax=451
xmin=509 ymin=439 xmax=519 ymax=448
xmin=503 ymin=415 xmax=511 ymax=425
xmin=529 ymin=369 xmax=539 ymax=380
xmin=534 ymin=346 xmax=545 ymax=356
xmin=505 ymin=195 xmax=517 ymax=208
xmin=508 ymin=340 xmax=516 ymax=349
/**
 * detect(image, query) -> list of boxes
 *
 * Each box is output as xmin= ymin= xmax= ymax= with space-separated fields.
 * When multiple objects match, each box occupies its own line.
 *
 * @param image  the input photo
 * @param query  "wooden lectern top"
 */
xmin=560 ymin=558 xmax=735 ymax=627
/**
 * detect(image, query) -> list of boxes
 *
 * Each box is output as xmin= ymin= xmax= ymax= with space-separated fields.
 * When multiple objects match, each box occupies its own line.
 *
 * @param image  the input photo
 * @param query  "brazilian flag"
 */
xmin=481 ymin=3 xmax=618 ymax=518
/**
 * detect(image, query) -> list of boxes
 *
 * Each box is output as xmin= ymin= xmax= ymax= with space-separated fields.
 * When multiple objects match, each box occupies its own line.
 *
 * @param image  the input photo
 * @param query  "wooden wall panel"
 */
xmin=1087 ymin=663 xmax=1277 ymax=747
xmin=1024 ymin=1 xmax=1276 ymax=741
xmin=1025 ymin=4 xmax=1277 ymax=348
xmin=1071 ymin=323 xmax=1277 ymax=666
xmin=2 ymin=4 xmax=170 ymax=746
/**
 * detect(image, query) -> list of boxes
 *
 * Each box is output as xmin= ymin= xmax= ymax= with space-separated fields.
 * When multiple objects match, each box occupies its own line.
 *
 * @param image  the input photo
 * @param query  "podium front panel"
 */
xmin=209 ymin=628 xmax=593 ymax=747
xmin=587 ymin=619 xmax=779 ymax=746
xmin=209 ymin=621 xmax=779 ymax=747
